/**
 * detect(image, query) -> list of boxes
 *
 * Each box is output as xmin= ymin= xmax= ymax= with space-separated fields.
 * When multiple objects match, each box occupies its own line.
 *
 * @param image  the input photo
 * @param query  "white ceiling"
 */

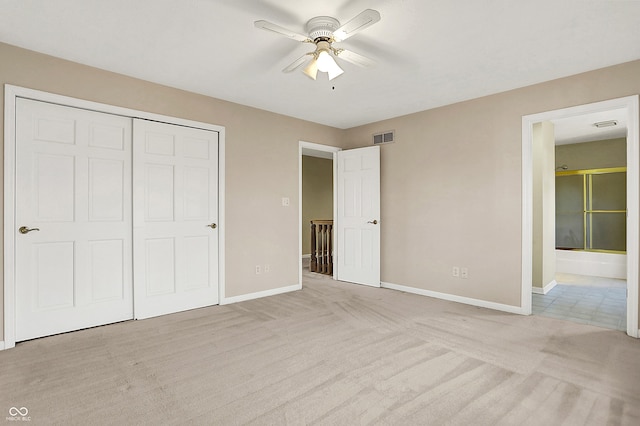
xmin=1 ymin=0 xmax=639 ymax=130
xmin=554 ymin=108 xmax=628 ymax=145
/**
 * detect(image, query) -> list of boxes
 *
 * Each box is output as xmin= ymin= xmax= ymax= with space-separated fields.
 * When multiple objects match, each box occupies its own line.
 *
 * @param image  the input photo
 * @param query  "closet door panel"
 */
xmin=133 ymin=119 xmax=219 ymax=319
xmin=15 ymin=98 xmax=133 ymax=341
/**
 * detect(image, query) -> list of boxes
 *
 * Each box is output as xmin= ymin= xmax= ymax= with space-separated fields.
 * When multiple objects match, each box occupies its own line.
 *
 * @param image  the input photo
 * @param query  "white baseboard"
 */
xmin=532 ymin=279 xmax=557 ymax=295
xmin=381 ymin=282 xmax=526 ymax=315
xmin=0 ymin=341 xmax=4 ymax=351
xmin=220 ymin=283 xmax=302 ymax=305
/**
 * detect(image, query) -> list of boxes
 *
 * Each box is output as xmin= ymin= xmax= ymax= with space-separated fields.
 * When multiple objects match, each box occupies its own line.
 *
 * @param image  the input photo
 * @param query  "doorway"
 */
xmin=298 ymin=142 xmax=382 ymax=288
xmin=298 ymin=142 xmax=340 ymax=284
xmin=522 ymin=95 xmax=639 ymax=337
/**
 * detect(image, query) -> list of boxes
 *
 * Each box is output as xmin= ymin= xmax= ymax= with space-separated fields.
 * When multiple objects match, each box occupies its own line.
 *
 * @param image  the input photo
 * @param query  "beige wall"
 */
xmin=0 ymin=42 xmax=344 ymax=340
xmin=532 ymin=122 xmax=556 ymax=289
xmin=2 ymin=40 xmax=640 ymax=341
xmin=556 ymin=137 xmax=626 ymax=170
xmin=342 ymin=59 xmax=640 ymax=311
xmin=302 ymin=156 xmax=333 ymax=256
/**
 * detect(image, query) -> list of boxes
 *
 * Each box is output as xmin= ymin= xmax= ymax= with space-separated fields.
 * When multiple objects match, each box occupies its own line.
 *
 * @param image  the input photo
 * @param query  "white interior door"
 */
xmin=336 ymin=146 xmax=381 ymax=287
xmin=133 ymin=119 xmax=219 ymax=319
xmin=15 ymin=98 xmax=133 ymax=341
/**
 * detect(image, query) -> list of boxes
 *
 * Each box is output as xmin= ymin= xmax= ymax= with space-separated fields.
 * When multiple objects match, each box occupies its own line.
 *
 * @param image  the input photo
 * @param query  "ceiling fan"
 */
xmin=254 ymin=9 xmax=381 ymax=81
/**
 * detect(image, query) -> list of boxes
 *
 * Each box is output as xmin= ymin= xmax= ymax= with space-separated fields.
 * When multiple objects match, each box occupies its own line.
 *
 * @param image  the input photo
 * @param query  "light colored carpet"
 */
xmin=2 ymin=271 xmax=640 ymax=425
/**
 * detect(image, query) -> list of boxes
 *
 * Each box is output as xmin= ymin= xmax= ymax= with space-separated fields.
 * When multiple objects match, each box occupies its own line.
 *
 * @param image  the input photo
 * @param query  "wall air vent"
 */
xmin=373 ymin=130 xmax=395 ymax=145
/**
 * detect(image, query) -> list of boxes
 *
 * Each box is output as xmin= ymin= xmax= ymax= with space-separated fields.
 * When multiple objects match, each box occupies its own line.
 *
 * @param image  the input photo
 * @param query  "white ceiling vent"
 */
xmin=373 ymin=130 xmax=395 ymax=145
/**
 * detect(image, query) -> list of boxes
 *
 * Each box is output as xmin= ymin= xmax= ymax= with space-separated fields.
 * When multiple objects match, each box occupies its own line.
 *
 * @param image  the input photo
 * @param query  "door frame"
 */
xmin=298 ymin=141 xmax=341 ymax=285
xmin=521 ymin=95 xmax=639 ymax=337
xmin=3 ymin=84 xmax=226 ymax=350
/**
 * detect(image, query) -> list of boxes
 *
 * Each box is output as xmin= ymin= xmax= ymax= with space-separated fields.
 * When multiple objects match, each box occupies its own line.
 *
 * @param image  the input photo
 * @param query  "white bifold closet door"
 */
xmin=132 ymin=119 xmax=219 ymax=319
xmin=15 ymin=98 xmax=134 ymax=341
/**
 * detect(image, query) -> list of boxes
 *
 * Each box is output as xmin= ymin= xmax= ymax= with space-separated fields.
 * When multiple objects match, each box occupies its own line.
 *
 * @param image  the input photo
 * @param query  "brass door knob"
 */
xmin=19 ymin=226 xmax=40 ymax=234
xmin=207 ymin=223 xmax=217 ymax=229
xmin=367 ymin=220 xmax=378 ymax=225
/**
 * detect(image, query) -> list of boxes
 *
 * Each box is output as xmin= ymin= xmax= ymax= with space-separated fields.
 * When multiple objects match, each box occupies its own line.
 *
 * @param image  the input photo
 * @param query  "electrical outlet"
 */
xmin=264 ymin=264 xmax=270 ymax=273
xmin=255 ymin=265 xmax=261 ymax=274
xmin=452 ymin=266 xmax=460 ymax=277
xmin=461 ymin=267 xmax=468 ymax=279
xmin=281 ymin=197 xmax=290 ymax=207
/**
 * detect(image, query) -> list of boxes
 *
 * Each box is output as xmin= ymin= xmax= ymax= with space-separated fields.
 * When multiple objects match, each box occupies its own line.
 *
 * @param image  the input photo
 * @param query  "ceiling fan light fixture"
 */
xmin=326 ymin=61 xmax=344 ymax=80
xmin=303 ymin=58 xmax=318 ymax=80
xmin=316 ymin=50 xmax=333 ymax=72
xmin=316 ymin=50 xmax=344 ymax=80
xmin=310 ymin=41 xmax=344 ymax=81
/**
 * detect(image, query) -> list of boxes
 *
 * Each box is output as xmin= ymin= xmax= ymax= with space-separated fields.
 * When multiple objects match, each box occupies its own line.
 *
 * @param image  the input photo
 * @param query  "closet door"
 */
xmin=133 ymin=119 xmax=219 ymax=319
xmin=15 ymin=98 xmax=133 ymax=341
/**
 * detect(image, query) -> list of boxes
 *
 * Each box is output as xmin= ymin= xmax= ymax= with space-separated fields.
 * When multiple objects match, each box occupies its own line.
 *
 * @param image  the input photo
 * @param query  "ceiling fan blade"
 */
xmin=332 ymin=9 xmax=381 ymax=42
xmin=334 ymin=49 xmax=376 ymax=68
xmin=282 ymin=53 xmax=313 ymax=73
xmin=254 ymin=20 xmax=311 ymax=43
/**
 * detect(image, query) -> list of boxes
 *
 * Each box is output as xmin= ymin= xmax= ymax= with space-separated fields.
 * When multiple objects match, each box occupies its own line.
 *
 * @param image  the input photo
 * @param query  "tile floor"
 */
xmin=532 ymin=273 xmax=627 ymax=331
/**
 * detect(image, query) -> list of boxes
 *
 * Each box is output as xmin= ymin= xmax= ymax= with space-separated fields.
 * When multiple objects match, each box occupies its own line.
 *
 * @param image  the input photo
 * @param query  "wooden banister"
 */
xmin=310 ymin=220 xmax=333 ymax=275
